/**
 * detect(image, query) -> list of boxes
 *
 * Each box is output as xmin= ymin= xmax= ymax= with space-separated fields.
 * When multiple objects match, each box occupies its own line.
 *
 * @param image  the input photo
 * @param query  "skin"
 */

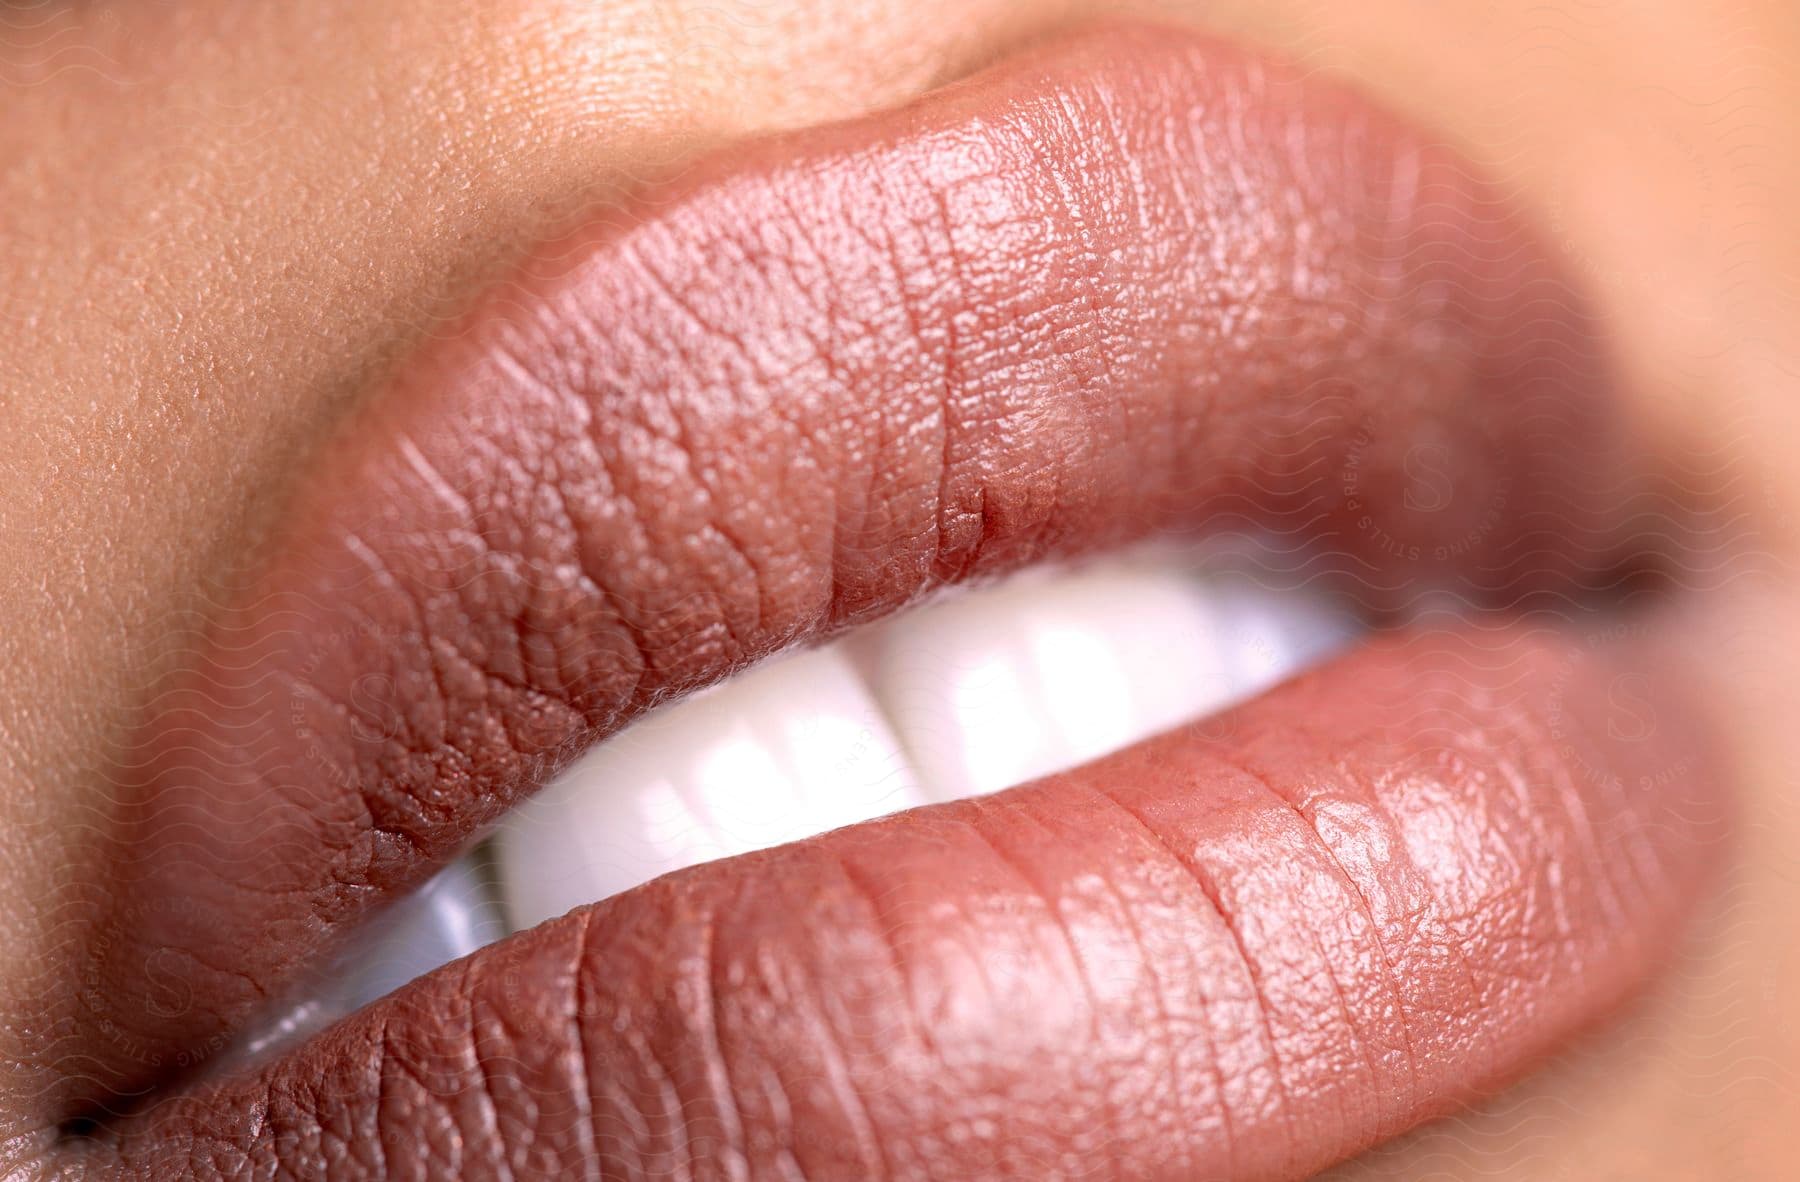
xmin=1 ymin=0 xmax=1795 ymax=1176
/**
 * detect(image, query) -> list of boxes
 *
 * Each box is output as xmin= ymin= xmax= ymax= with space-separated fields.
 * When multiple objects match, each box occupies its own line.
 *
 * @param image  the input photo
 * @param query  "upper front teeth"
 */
xmin=495 ymin=546 xmax=1352 ymax=931
xmin=498 ymin=643 xmax=933 ymax=932
xmin=226 ymin=544 xmax=1354 ymax=1057
xmin=842 ymin=556 xmax=1346 ymax=798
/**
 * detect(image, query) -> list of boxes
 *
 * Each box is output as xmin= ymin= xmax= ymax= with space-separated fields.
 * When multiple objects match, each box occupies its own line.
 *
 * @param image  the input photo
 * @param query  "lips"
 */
xmin=51 ymin=22 xmax=1723 ymax=1180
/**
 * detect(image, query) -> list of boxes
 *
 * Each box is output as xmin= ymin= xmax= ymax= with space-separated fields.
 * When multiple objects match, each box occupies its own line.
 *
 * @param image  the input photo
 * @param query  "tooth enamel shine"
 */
xmin=846 ymin=560 xmax=1297 ymax=797
xmin=225 ymin=855 xmax=506 ymax=1068
xmin=497 ymin=644 xmax=930 ymax=931
xmin=225 ymin=551 xmax=1350 ymax=1063
xmin=493 ymin=552 xmax=1352 ymax=930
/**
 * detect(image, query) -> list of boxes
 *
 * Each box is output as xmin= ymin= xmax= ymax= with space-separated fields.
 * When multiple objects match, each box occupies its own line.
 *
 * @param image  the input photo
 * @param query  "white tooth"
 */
xmin=223 ymin=853 xmax=504 ymax=1069
xmin=336 ymin=854 xmax=508 ymax=1006
xmin=492 ymin=551 xmax=1358 ymax=932
xmin=1205 ymin=573 xmax=1355 ymax=696
xmin=495 ymin=645 xmax=927 ymax=931
xmin=846 ymin=558 xmax=1351 ymax=797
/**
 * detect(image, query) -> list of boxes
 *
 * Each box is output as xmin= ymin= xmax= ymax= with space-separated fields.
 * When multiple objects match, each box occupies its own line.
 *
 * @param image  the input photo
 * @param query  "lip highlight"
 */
xmin=91 ymin=625 xmax=1723 ymax=1180
xmin=51 ymin=22 xmax=1722 ymax=1179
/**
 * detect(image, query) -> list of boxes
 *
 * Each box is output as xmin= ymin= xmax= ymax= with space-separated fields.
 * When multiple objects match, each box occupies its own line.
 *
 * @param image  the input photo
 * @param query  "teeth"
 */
xmin=493 ymin=549 xmax=1353 ymax=930
xmin=225 ymin=546 xmax=1353 ymax=1065
xmin=221 ymin=546 xmax=1353 ymax=1065
xmin=338 ymin=853 xmax=508 ymax=1003
xmin=496 ymin=645 xmax=930 ymax=932
xmin=224 ymin=549 xmax=1350 ymax=1065
xmin=844 ymin=556 xmax=1348 ymax=796
xmin=1204 ymin=572 xmax=1355 ymax=693
xmin=222 ymin=854 xmax=504 ymax=1069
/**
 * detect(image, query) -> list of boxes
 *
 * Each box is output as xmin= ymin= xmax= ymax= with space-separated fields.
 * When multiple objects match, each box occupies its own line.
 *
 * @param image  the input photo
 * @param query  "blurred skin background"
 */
xmin=1 ymin=0 xmax=1796 ymax=1177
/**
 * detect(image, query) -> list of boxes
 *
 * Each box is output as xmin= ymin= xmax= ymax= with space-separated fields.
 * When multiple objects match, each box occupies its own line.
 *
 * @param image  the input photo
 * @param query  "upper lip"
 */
xmin=51 ymin=22 xmax=1724 ymax=1179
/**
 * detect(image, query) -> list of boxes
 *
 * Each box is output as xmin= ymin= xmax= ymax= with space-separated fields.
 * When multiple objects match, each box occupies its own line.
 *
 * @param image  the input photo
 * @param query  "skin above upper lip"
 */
xmin=42 ymin=21 xmax=1725 ymax=1180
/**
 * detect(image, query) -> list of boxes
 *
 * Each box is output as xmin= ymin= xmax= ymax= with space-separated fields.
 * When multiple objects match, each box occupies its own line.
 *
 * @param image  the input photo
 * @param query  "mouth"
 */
xmin=51 ymin=22 xmax=1727 ymax=1180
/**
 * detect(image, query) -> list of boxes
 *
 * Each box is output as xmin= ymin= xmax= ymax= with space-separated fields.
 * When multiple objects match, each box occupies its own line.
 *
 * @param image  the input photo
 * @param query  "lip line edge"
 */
xmin=58 ymin=19 xmax=1659 ymax=1157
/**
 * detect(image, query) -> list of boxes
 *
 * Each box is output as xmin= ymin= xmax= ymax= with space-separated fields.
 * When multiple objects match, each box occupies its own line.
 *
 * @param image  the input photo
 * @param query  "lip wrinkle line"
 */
xmin=52 ymin=22 xmax=1714 ymax=1179
xmin=91 ymin=624 xmax=1725 ymax=1182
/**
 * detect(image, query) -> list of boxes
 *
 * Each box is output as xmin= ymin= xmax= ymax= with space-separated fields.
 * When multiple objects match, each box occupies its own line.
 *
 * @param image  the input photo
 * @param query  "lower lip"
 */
xmin=97 ymin=618 xmax=1726 ymax=1181
xmin=64 ymin=21 xmax=1724 ymax=1179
